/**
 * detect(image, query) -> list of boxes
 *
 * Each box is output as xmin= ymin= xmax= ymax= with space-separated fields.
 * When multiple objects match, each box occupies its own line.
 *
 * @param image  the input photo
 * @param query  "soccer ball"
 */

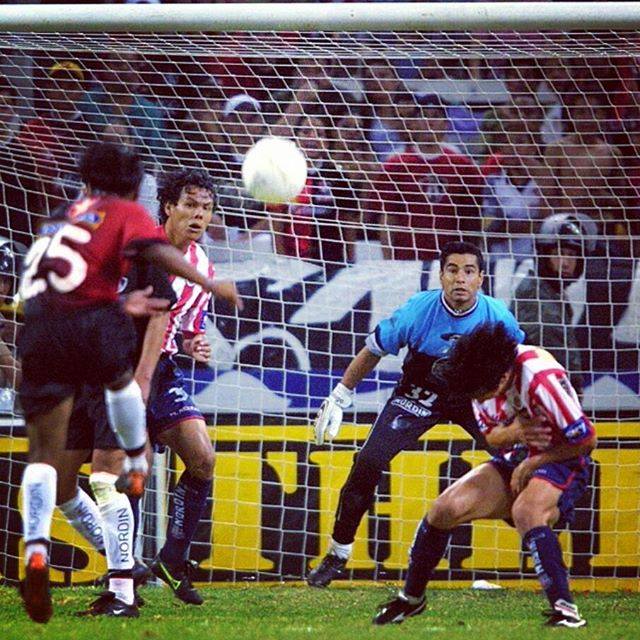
xmin=242 ymin=136 xmax=308 ymax=204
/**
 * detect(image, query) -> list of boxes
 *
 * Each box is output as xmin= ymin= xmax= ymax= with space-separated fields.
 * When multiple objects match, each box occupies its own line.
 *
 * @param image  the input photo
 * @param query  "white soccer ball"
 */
xmin=242 ymin=136 xmax=308 ymax=204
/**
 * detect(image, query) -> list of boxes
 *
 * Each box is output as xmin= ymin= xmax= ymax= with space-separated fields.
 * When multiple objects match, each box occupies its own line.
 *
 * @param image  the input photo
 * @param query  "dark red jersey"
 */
xmin=376 ymin=145 xmax=484 ymax=261
xmin=21 ymin=194 xmax=164 ymax=312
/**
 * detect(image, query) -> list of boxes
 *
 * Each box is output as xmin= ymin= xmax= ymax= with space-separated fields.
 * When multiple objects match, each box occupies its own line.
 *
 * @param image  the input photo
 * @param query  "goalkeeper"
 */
xmin=308 ymin=241 xmax=524 ymax=587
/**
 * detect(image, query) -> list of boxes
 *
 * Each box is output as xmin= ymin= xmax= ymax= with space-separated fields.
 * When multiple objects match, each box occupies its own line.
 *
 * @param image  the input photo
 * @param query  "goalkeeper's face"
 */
xmin=440 ymin=253 xmax=484 ymax=311
xmin=164 ymin=185 xmax=214 ymax=245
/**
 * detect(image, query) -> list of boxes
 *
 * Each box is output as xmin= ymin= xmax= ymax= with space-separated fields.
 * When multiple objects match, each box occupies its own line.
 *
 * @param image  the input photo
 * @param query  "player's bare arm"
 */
xmin=510 ymin=432 xmax=597 ymax=495
xmin=140 ymin=242 xmax=216 ymax=294
xmin=342 ymin=346 xmax=381 ymax=390
xmin=135 ymin=311 xmax=171 ymax=403
xmin=211 ymin=280 xmax=244 ymax=310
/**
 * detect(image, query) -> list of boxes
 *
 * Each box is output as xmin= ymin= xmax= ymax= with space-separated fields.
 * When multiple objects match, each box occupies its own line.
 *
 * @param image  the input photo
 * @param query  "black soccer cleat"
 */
xmin=76 ymin=591 xmax=140 ymax=618
xmin=20 ymin=551 xmax=53 ymax=624
xmin=373 ymin=594 xmax=426 ymax=625
xmin=150 ymin=556 xmax=204 ymax=605
xmin=306 ymin=553 xmax=348 ymax=588
xmin=543 ymin=600 xmax=587 ymax=628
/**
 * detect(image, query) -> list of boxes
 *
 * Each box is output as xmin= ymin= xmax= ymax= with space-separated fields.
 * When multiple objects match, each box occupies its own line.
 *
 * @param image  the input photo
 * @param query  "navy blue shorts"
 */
xmin=147 ymin=355 xmax=203 ymax=446
xmin=490 ymin=456 xmax=591 ymax=527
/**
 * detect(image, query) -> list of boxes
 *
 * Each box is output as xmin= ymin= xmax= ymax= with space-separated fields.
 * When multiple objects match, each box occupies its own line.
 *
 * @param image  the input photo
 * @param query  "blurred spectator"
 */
xmin=375 ymin=94 xmax=484 ymax=261
xmin=542 ymin=89 xmax=628 ymax=246
xmin=100 ymin=119 xmax=159 ymax=219
xmin=0 ymin=76 xmax=45 ymax=246
xmin=482 ymin=115 xmax=551 ymax=264
xmin=511 ymin=213 xmax=598 ymax=395
xmin=330 ymin=108 xmax=378 ymax=243
xmin=18 ymin=60 xmax=93 ymax=215
xmin=167 ymin=72 xmax=227 ymax=176
xmin=270 ymin=112 xmax=357 ymax=265
xmin=78 ymin=52 xmax=172 ymax=164
xmin=205 ymin=93 xmax=272 ymax=261
xmin=361 ymin=60 xmax=410 ymax=162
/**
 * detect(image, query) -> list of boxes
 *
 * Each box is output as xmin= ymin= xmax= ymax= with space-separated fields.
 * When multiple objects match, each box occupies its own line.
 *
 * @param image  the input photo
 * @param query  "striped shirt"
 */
xmin=474 ymin=345 xmax=594 ymax=459
xmin=160 ymin=229 xmax=215 ymax=355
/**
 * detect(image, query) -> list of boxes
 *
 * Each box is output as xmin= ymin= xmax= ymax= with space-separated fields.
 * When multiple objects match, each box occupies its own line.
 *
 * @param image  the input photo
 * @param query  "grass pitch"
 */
xmin=0 ymin=584 xmax=638 ymax=640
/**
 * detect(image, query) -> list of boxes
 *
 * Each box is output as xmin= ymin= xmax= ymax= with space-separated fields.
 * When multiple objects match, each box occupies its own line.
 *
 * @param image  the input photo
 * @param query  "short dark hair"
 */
xmin=441 ymin=322 xmax=518 ymax=397
xmin=439 ymin=241 xmax=485 ymax=273
xmin=78 ymin=142 xmax=144 ymax=197
xmin=157 ymin=168 xmax=217 ymax=223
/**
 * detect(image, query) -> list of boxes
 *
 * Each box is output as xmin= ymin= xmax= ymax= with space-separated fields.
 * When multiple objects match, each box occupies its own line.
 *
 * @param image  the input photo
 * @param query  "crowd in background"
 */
xmin=1 ymin=50 xmax=640 ymax=267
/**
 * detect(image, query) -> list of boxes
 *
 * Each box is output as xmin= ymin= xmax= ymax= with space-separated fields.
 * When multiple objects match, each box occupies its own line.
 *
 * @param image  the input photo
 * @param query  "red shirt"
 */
xmin=22 ymin=194 xmax=163 ymax=311
xmin=376 ymin=146 xmax=484 ymax=261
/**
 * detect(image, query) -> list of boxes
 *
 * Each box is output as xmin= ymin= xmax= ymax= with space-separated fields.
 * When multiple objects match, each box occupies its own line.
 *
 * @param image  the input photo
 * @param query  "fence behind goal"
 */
xmin=0 ymin=3 xmax=639 ymax=589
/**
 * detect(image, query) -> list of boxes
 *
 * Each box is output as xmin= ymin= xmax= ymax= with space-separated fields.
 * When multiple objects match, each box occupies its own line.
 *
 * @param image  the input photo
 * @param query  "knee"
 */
xmin=186 ymin=447 xmax=215 ymax=481
xmin=511 ymin=497 xmax=555 ymax=533
xmin=428 ymin=496 xmax=468 ymax=530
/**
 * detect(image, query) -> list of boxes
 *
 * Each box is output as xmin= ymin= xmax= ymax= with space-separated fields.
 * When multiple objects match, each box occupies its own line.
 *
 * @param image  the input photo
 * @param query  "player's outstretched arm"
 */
xmin=313 ymin=347 xmax=381 ymax=445
xmin=135 ymin=311 xmax=170 ymax=403
xmin=140 ymin=243 xmax=216 ymax=293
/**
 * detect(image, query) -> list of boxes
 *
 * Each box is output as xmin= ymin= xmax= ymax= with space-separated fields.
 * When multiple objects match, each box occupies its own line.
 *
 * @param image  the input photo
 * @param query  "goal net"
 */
xmin=0 ymin=2 xmax=639 ymax=590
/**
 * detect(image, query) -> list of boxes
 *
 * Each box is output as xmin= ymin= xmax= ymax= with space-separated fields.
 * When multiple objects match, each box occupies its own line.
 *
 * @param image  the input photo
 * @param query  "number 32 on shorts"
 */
xmin=20 ymin=225 xmax=91 ymax=300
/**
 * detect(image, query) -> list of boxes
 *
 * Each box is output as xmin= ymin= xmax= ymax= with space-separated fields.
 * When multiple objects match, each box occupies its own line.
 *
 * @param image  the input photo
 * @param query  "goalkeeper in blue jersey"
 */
xmin=307 ymin=241 xmax=525 ymax=588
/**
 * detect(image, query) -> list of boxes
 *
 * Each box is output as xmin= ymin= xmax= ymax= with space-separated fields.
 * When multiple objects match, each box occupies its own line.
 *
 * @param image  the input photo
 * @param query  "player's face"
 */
xmin=164 ymin=185 xmax=214 ymax=244
xmin=440 ymin=253 xmax=484 ymax=309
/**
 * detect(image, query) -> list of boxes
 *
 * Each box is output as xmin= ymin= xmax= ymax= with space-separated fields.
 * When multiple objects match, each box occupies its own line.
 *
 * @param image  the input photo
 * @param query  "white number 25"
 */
xmin=20 ymin=225 xmax=91 ymax=300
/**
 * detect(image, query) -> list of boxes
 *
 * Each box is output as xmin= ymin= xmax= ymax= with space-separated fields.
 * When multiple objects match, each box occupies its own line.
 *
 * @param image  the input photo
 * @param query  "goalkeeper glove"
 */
xmin=314 ymin=383 xmax=353 ymax=445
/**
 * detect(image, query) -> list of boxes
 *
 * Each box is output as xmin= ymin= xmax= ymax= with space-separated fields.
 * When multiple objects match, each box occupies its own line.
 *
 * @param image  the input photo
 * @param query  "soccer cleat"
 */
xmin=20 ymin=551 xmax=53 ymax=624
xmin=115 ymin=470 xmax=146 ymax=498
xmin=543 ymin=599 xmax=587 ymax=628
xmin=373 ymin=594 xmax=426 ymax=625
xmin=306 ymin=553 xmax=347 ymax=587
xmin=76 ymin=591 xmax=139 ymax=618
xmin=150 ymin=556 xmax=204 ymax=605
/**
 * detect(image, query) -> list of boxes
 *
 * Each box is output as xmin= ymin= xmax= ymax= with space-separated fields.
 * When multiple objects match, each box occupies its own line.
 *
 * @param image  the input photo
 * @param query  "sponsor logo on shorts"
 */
xmin=391 ymin=397 xmax=431 ymax=418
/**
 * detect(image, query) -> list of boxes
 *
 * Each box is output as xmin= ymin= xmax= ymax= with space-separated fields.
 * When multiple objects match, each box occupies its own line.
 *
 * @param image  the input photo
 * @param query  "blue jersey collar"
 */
xmin=440 ymin=291 xmax=480 ymax=317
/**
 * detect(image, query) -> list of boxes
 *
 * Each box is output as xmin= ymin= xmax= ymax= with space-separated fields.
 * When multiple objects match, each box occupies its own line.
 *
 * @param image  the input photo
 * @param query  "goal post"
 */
xmin=0 ymin=3 xmax=639 ymax=590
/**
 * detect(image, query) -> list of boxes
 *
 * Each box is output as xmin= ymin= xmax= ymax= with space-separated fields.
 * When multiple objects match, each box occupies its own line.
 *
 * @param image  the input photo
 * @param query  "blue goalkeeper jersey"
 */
xmin=366 ymin=289 xmax=524 ymax=400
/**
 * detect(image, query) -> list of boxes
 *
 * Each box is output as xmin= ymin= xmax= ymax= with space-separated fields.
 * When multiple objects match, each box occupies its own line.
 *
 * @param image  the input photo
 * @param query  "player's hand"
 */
xmin=123 ymin=286 xmax=170 ymax=317
xmin=510 ymin=457 xmax=538 ymax=495
xmin=313 ymin=383 xmax=353 ymax=445
xmin=212 ymin=280 xmax=244 ymax=311
xmin=519 ymin=413 xmax=553 ymax=450
xmin=184 ymin=333 xmax=212 ymax=363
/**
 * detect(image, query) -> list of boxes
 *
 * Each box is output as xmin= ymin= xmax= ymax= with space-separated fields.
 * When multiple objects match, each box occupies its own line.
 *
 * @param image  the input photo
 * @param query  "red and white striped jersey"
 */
xmin=160 ymin=229 xmax=215 ymax=355
xmin=473 ymin=345 xmax=594 ymax=458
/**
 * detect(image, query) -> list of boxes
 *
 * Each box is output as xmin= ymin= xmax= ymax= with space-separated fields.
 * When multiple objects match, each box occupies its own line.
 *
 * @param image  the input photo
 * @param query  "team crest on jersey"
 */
xmin=418 ymin=172 xmax=446 ymax=204
xmin=74 ymin=210 xmax=106 ymax=229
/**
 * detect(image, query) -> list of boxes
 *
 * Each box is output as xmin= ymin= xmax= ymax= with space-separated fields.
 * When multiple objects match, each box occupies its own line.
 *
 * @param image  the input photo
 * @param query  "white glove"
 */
xmin=313 ymin=383 xmax=353 ymax=445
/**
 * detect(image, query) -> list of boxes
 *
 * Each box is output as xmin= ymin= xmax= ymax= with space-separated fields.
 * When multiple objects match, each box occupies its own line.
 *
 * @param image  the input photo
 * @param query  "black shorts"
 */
xmin=66 ymin=384 xmax=120 ymax=451
xmin=19 ymin=303 xmax=137 ymax=420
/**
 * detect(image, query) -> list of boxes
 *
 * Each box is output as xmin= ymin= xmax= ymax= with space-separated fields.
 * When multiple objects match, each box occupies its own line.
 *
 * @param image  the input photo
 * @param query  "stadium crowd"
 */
xmin=1 ymin=52 xmax=639 ymax=266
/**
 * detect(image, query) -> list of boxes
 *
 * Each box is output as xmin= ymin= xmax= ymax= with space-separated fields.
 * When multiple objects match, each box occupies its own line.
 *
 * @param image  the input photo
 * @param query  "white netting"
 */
xmin=1 ymin=17 xmax=639 ymax=588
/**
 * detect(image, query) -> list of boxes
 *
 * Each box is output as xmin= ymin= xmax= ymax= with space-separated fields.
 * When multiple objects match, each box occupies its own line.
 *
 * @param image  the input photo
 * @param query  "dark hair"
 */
xmin=441 ymin=322 xmax=518 ymax=397
xmin=157 ymin=168 xmax=217 ymax=223
xmin=439 ymin=241 xmax=485 ymax=273
xmin=78 ymin=142 xmax=144 ymax=197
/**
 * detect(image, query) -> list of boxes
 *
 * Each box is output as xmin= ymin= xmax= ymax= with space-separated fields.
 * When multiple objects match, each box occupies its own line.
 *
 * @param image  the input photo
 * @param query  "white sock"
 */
xmin=59 ymin=488 xmax=105 ymax=552
xmin=104 ymin=380 xmax=146 ymax=453
xmin=22 ymin=463 xmax=57 ymax=558
xmin=109 ymin=577 xmax=134 ymax=606
xmin=90 ymin=472 xmax=135 ymax=604
xmin=329 ymin=539 xmax=353 ymax=560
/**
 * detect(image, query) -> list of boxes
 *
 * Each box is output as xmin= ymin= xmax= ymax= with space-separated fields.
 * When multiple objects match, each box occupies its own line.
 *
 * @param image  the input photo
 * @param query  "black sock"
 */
xmin=523 ymin=526 xmax=573 ymax=607
xmin=160 ymin=470 xmax=212 ymax=567
xmin=404 ymin=520 xmax=452 ymax=599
